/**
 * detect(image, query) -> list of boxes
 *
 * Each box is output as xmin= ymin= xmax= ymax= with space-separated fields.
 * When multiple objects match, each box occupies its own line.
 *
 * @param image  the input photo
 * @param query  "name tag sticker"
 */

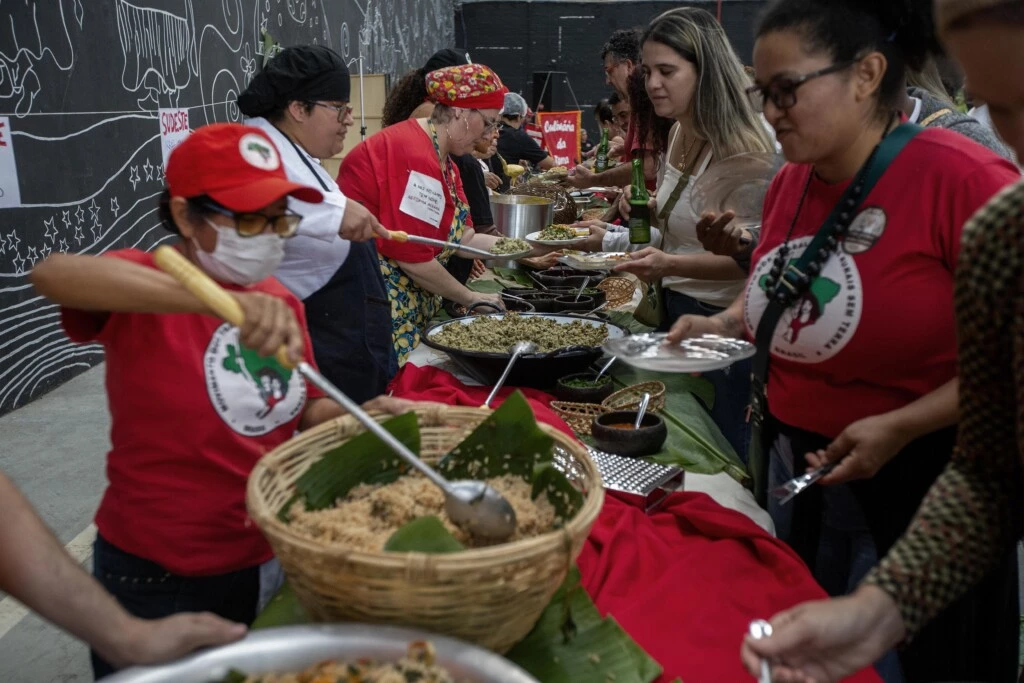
xmin=399 ymin=171 xmax=445 ymax=229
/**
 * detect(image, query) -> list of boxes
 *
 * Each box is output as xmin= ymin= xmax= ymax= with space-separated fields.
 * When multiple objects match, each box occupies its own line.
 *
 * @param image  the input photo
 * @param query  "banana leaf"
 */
xmin=466 ymin=279 xmax=505 ymax=294
xmin=383 ymin=516 xmax=465 ymax=553
xmin=608 ymin=365 xmax=749 ymax=483
xmin=491 ymin=266 xmax=535 ymax=288
xmin=251 ymin=582 xmax=308 ymax=629
xmin=504 ymin=567 xmax=662 ymax=683
xmin=279 ymin=412 xmax=420 ymax=520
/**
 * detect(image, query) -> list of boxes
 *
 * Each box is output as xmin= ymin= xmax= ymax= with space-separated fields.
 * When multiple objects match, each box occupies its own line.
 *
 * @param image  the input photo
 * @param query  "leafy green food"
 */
xmin=251 ymin=581 xmax=308 ymax=629
xmin=490 ymin=237 xmax=531 ymax=255
xmin=383 ymin=516 xmax=466 ymax=553
xmin=216 ymin=670 xmax=248 ymax=683
xmin=560 ymin=375 xmax=611 ymax=388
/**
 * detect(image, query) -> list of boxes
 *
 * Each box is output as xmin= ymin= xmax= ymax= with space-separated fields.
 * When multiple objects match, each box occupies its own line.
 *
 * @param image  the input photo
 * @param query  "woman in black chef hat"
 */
xmin=237 ymin=45 xmax=398 ymax=403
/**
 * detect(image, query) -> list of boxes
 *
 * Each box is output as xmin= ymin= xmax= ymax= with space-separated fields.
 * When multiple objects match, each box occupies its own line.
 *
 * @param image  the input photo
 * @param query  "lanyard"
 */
xmin=272 ymin=123 xmax=333 ymax=193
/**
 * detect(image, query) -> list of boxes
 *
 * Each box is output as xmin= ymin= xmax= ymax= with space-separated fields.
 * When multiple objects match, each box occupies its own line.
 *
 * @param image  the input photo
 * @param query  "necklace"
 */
xmin=675 ymin=133 xmax=701 ymax=171
xmin=428 ymin=120 xmax=458 ymax=200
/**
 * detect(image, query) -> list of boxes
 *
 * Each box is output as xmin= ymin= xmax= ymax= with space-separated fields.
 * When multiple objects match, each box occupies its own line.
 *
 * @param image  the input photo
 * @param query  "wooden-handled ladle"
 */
xmin=152 ymin=246 xmax=517 ymax=542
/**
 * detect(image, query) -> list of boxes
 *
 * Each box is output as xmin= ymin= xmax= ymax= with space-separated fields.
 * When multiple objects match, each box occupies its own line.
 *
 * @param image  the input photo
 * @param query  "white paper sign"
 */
xmin=159 ymin=108 xmax=191 ymax=169
xmin=0 ymin=117 xmax=22 ymax=209
xmin=398 ymin=170 xmax=445 ymax=229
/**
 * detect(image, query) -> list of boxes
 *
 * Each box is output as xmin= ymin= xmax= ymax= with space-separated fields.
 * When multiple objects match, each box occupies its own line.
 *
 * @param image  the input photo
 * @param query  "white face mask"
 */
xmin=193 ymin=218 xmax=286 ymax=285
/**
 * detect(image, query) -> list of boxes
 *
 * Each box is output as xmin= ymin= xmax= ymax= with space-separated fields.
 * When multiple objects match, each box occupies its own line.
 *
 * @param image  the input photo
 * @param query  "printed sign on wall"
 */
xmin=536 ymin=111 xmax=582 ymax=167
xmin=159 ymin=108 xmax=191 ymax=169
xmin=0 ymin=117 xmax=23 ymax=208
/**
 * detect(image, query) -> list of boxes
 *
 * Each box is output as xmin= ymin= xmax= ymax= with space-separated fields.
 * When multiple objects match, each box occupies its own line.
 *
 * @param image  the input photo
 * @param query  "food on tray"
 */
xmin=489 ymin=237 xmax=531 ymax=255
xmin=537 ymin=225 xmax=580 ymax=241
xmin=506 ymin=164 xmax=526 ymax=178
xmin=287 ymin=473 xmax=558 ymax=551
xmin=224 ymin=640 xmax=454 ymax=682
xmin=560 ymin=375 xmax=611 ymax=389
xmin=430 ymin=313 xmax=609 ymax=353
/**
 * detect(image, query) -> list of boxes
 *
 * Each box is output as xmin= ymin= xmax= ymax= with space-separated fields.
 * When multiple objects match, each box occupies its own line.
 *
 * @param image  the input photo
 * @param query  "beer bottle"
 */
xmin=594 ymin=127 xmax=610 ymax=173
xmin=628 ymin=150 xmax=651 ymax=245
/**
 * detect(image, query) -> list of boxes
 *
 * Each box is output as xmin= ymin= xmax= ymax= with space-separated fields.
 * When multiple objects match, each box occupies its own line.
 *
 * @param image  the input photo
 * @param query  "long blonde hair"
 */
xmin=640 ymin=7 xmax=775 ymax=159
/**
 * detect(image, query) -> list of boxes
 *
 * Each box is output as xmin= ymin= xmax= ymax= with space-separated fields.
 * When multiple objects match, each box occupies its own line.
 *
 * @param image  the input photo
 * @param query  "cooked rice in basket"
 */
xmin=287 ymin=474 xmax=559 ymax=551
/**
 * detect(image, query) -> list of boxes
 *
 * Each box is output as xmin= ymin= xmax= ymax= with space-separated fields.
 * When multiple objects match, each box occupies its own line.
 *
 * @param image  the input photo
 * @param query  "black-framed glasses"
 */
xmin=746 ymin=61 xmax=856 ymax=112
xmin=472 ymin=109 xmax=500 ymax=133
xmin=199 ymin=202 xmax=303 ymax=238
xmin=313 ymin=101 xmax=354 ymax=122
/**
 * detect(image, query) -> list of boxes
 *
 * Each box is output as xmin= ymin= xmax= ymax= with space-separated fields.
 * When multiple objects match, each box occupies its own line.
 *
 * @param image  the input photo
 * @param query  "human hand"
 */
xmin=616 ymin=186 xmax=634 ymax=219
xmin=805 ymin=412 xmax=912 ymax=485
xmin=665 ymin=313 xmax=732 ymax=344
xmin=739 ymin=585 xmax=905 ymax=683
xmin=519 ymin=250 xmax=564 ymax=270
xmin=234 ymin=291 xmax=305 ymax=364
xmin=484 ymin=172 xmax=501 ymax=191
xmin=695 ymin=211 xmax=747 ymax=256
xmin=568 ymin=164 xmax=596 ymax=189
xmin=340 ymin=200 xmax=389 ymax=242
xmin=470 ymin=259 xmax=487 ymax=279
xmin=105 ymin=613 xmax=246 ymax=668
xmin=572 ymin=220 xmax=609 ymax=252
xmin=612 ymin=247 xmax=670 ymax=282
xmin=462 ymin=292 xmax=506 ymax=312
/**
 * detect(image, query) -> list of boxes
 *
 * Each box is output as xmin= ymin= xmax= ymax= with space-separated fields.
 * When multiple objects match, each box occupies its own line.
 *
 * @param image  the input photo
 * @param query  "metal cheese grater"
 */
xmin=554 ymin=446 xmax=684 ymax=513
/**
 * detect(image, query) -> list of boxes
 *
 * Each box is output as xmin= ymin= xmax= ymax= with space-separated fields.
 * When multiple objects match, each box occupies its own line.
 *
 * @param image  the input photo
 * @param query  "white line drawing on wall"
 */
xmin=0 ymin=0 xmax=78 ymax=116
xmin=115 ymin=0 xmax=199 ymax=110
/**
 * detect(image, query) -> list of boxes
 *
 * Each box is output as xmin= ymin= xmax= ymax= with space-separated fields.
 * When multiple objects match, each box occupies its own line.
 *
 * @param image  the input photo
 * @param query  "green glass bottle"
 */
xmin=628 ymin=151 xmax=651 ymax=244
xmin=594 ymin=127 xmax=610 ymax=173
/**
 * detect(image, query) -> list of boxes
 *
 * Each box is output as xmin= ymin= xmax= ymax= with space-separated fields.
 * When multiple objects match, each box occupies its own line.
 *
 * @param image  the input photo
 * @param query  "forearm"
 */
xmin=887 ymin=379 xmax=958 ymax=442
xmin=664 ymin=253 xmax=748 ymax=281
xmin=710 ymin=296 xmax=747 ymax=337
xmin=0 ymin=472 xmax=136 ymax=661
xmin=398 ymin=259 xmax=473 ymax=305
xmin=299 ymin=397 xmax=346 ymax=430
xmin=592 ymin=164 xmax=631 ymax=188
xmin=32 ymin=253 xmax=209 ymax=315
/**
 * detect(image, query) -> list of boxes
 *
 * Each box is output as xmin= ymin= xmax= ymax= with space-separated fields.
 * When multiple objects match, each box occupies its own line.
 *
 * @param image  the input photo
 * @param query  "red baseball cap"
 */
xmin=165 ymin=123 xmax=323 ymax=212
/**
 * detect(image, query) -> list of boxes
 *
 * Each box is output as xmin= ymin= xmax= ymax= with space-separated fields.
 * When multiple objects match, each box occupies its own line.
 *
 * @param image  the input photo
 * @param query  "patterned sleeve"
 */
xmin=862 ymin=180 xmax=1024 ymax=638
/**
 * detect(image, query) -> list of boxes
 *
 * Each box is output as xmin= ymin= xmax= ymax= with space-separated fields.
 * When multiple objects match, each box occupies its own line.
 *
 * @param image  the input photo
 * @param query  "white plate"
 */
xmin=559 ymin=252 xmax=630 ymax=271
xmin=483 ymin=248 xmax=533 ymax=260
xmin=689 ymin=152 xmax=785 ymax=230
xmin=603 ymin=333 xmax=756 ymax=373
xmin=525 ymin=230 xmax=588 ymax=247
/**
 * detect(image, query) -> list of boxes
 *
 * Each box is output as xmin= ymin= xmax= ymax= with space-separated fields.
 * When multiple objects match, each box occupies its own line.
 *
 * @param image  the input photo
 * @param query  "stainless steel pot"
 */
xmin=490 ymin=195 xmax=554 ymax=240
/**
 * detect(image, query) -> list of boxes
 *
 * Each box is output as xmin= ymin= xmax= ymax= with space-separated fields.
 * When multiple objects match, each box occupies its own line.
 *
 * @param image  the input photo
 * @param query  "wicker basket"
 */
xmin=247 ymin=406 xmax=604 ymax=654
xmin=550 ymin=401 xmax=610 ymax=436
xmin=602 ymin=381 xmax=667 ymax=413
xmin=596 ymin=277 xmax=637 ymax=308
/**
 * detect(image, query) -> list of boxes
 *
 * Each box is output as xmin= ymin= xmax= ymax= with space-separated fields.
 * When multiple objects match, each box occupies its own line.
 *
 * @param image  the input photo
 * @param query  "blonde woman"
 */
xmin=609 ymin=7 xmax=776 ymax=459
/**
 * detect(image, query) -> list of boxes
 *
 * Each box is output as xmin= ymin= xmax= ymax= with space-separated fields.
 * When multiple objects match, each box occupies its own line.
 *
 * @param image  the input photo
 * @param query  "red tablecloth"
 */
xmin=390 ymin=365 xmax=881 ymax=682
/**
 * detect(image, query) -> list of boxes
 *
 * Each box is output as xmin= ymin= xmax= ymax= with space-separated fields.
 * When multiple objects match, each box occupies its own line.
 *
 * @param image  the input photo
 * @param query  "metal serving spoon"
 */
xmin=633 ymin=392 xmax=651 ymax=430
xmin=573 ymin=276 xmax=591 ymax=303
xmin=748 ymin=619 xmax=774 ymax=683
xmin=594 ymin=355 xmax=616 ymax=381
xmin=153 ymin=246 xmax=518 ymax=543
xmin=482 ymin=341 xmax=539 ymax=409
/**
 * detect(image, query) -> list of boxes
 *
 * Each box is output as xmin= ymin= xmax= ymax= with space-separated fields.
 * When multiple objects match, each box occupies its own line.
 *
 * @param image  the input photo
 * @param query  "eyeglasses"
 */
xmin=313 ymin=101 xmax=354 ymax=122
xmin=200 ymin=202 xmax=303 ymax=238
xmin=746 ymin=61 xmax=856 ymax=113
xmin=473 ymin=109 xmax=500 ymax=133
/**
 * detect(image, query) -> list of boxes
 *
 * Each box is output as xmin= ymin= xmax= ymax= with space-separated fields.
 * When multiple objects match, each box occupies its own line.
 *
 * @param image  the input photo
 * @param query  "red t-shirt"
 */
xmin=339 ymin=119 xmax=468 ymax=264
xmin=61 ymin=249 xmax=324 ymax=575
xmin=745 ymin=128 xmax=1020 ymax=438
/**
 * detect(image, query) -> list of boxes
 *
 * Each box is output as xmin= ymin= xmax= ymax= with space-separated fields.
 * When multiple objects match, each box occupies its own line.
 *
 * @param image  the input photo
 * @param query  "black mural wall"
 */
xmin=0 ymin=0 xmax=453 ymax=415
xmin=456 ymin=0 xmax=767 ymax=137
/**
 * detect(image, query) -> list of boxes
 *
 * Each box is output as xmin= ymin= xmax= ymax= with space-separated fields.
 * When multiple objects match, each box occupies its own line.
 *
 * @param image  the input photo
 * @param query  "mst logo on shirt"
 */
xmin=204 ymin=323 xmax=306 ymax=435
xmin=745 ymin=236 xmax=863 ymax=363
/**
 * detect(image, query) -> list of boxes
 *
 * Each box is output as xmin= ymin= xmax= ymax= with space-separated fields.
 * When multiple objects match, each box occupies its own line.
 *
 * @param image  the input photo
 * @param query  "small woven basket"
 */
xmin=602 ymin=381 xmax=667 ymax=413
xmin=550 ymin=401 xmax=610 ymax=436
xmin=596 ymin=276 xmax=637 ymax=308
xmin=247 ymin=405 xmax=604 ymax=653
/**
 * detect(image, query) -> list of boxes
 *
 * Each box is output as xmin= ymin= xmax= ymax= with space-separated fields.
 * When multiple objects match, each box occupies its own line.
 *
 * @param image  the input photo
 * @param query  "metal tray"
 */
xmin=422 ymin=313 xmax=629 ymax=389
xmin=604 ymin=333 xmax=756 ymax=373
xmin=100 ymin=624 xmax=538 ymax=683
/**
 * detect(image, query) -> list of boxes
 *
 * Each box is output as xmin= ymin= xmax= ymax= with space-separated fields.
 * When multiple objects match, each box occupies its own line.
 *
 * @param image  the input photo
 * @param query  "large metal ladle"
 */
xmin=152 ymin=246 xmax=518 ymax=543
xmin=482 ymin=341 xmax=539 ymax=409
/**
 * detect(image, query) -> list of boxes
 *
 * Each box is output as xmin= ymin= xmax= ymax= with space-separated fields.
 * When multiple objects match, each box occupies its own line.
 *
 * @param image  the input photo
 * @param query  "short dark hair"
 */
xmin=608 ymin=91 xmax=624 ymax=107
xmin=757 ymin=0 xmax=942 ymax=116
xmin=158 ymin=191 xmax=220 ymax=236
xmin=594 ymin=98 xmax=614 ymax=124
xmin=600 ymin=28 xmax=643 ymax=64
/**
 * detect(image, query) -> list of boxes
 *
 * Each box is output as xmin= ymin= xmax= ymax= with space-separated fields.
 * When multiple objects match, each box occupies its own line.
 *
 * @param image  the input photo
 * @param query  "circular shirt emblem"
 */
xmin=205 ymin=323 xmax=306 ymax=436
xmin=238 ymin=133 xmax=280 ymax=171
xmin=843 ymin=207 xmax=887 ymax=255
xmin=744 ymin=236 xmax=863 ymax=364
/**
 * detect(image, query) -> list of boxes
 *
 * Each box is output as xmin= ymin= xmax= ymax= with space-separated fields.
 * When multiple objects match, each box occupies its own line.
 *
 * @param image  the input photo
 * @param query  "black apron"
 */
xmin=281 ymin=132 xmax=397 ymax=404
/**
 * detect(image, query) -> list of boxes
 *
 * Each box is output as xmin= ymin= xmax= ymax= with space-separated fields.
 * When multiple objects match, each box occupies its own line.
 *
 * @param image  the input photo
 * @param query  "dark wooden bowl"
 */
xmin=591 ymin=411 xmax=667 ymax=458
xmin=552 ymin=295 xmax=595 ymax=313
xmin=553 ymin=372 xmax=616 ymax=403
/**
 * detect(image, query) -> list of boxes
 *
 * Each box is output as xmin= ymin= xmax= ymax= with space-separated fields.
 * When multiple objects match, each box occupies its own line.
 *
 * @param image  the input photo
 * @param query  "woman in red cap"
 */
xmin=30 ymin=123 xmax=412 ymax=678
xmin=339 ymin=63 xmax=511 ymax=362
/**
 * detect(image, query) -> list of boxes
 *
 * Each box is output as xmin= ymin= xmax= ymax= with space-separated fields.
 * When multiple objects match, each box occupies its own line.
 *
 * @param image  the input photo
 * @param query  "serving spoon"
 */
xmin=153 ymin=246 xmax=518 ymax=543
xmin=482 ymin=341 xmax=539 ymax=409
xmin=748 ymin=619 xmax=774 ymax=683
xmin=633 ymin=392 xmax=651 ymax=430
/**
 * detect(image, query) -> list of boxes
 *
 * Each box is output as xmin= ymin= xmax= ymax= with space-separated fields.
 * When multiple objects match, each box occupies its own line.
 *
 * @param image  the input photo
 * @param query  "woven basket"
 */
xmin=602 ymin=381 xmax=667 ymax=413
xmin=597 ymin=276 xmax=637 ymax=308
xmin=247 ymin=405 xmax=604 ymax=654
xmin=550 ymin=401 xmax=610 ymax=436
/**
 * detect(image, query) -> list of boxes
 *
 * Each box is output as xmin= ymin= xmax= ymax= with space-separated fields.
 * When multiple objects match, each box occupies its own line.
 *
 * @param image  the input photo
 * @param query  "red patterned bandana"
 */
xmin=425 ymin=64 xmax=508 ymax=110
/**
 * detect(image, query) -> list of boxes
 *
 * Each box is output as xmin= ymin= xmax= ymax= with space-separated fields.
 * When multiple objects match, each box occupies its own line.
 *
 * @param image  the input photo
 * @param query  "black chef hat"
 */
xmin=238 ymin=45 xmax=350 ymax=118
xmin=421 ymin=48 xmax=469 ymax=75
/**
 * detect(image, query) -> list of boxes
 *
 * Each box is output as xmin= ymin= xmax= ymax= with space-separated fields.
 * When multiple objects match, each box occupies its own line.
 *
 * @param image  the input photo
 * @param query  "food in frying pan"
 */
xmin=429 ymin=313 xmax=608 ymax=353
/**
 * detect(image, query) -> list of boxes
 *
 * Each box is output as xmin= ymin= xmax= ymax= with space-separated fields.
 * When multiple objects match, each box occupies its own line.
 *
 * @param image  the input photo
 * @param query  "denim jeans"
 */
xmin=90 ymin=534 xmax=271 ymax=680
xmin=661 ymin=289 xmax=752 ymax=462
